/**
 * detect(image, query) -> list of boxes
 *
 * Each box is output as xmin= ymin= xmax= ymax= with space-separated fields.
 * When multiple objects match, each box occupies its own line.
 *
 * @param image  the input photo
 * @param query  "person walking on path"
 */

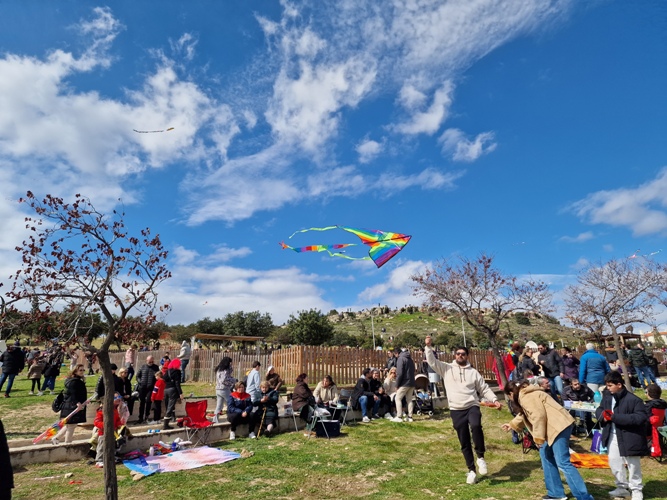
xmin=177 ymin=341 xmax=191 ymax=383
xmin=135 ymin=356 xmax=159 ymax=424
xmin=502 ymin=380 xmax=594 ymax=500
xmin=51 ymin=364 xmax=88 ymax=444
xmin=578 ymin=343 xmax=610 ymax=393
xmin=424 ymin=336 xmax=500 ymax=484
xmin=391 ymin=347 xmax=416 ymax=422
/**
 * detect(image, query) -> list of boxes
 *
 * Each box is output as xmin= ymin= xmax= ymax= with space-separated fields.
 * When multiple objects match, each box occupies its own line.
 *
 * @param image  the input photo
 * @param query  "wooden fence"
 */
xmin=109 ymin=345 xmax=665 ymax=387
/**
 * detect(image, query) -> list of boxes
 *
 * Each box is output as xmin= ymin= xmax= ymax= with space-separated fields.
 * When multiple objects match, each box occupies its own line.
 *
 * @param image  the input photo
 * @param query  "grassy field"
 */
xmin=5 ymin=383 xmax=667 ymax=500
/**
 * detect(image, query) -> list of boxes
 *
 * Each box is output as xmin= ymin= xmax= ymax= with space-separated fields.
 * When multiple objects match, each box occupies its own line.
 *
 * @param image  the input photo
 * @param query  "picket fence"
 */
xmin=109 ymin=346 xmax=499 ymax=386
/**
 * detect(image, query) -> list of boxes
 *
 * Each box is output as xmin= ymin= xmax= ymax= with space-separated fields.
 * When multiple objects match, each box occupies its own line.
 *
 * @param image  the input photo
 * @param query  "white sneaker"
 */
xmin=390 ymin=416 xmax=403 ymax=423
xmin=249 ymin=432 xmax=256 ymax=439
xmin=51 ymin=438 xmax=59 ymax=446
xmin=229 ymin=431 xmax=236 ymax=440
xmin=476 ymin=457 xmax=488 ymax=475
xmin=631 ymin=491 xmax=643 ymax=500
xmin=37 ymin=391 xmax=44 ymax=396
xmin=406 ymin=417 xmax=414 ymax=422
xmin=49 ymin=390 xmax=54 ymax=395
xmin=362 ymin=416 xmax=370 ymax=423
xmin=608 ymin=488 xmax=631 ymax=498
xmin=466 ymin=470 xmax=476 ymax=485
xmin=28 ymin=391 xmax=34 ymax=395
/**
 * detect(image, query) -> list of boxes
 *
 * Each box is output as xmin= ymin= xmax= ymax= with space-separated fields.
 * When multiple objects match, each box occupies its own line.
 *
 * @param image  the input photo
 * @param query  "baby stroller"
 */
xmin=414 ymin=374 xmax=434 ymax=416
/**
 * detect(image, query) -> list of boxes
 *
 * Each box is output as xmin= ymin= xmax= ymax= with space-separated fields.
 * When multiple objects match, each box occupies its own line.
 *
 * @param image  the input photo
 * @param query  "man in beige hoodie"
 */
xmin=425 ymin=336 xmax=501 ymax=485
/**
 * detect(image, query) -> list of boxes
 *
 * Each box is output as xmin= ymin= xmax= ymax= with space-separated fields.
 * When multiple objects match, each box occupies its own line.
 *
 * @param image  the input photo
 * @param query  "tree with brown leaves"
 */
xmin=1 ymin=192 xmax=170 ymax=500
xmin=564 ymin=258 xmax=667 ymax=391
xmin=412 ymin=254 xmax=552 ymax=388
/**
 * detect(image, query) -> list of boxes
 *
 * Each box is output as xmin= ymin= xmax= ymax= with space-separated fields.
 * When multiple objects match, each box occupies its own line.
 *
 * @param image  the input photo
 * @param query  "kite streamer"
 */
xmin=133 ymin=127 xmax=175 ymax=133
xmin=280 ymin=225 xmax=411 ymax=268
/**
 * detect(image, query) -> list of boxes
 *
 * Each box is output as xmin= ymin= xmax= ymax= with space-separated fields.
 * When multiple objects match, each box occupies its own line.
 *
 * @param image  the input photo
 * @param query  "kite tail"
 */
xmin=288 ymin=226 xmax=339 ymax=239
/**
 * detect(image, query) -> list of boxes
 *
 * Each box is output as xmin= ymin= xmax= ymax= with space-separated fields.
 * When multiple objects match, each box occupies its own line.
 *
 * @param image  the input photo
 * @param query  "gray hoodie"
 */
xmin=425 ymin=346 xmax=496 ymax=410
xmin=396 ymin=350 xmax=416 ymax=388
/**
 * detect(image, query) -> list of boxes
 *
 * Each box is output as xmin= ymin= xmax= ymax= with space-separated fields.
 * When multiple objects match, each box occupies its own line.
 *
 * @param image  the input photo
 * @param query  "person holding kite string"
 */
xmin=424 ymin=336 xmax=500 ymax=485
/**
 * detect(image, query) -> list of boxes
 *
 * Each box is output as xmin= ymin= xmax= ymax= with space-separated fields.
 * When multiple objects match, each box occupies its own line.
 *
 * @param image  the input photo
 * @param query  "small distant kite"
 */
xmin=133 ymin=127 xmax=175 ymax=133
xmin=280 ymin=225 xmax=411 ymax=268
xmin=649 ymin=249 xmax=662 ymax=256
xmin=628 ymin=249 xmax=641 ymax=259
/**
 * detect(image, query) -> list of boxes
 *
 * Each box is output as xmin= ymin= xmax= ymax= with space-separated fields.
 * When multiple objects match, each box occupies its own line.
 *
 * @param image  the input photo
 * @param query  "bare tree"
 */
xmin=412 ymin=254 xmax=552 ymax=387
xmin=564 ymin=258 xmax=667 ymax=391
xmin=2 ymin=192 xmax=170 ymax=500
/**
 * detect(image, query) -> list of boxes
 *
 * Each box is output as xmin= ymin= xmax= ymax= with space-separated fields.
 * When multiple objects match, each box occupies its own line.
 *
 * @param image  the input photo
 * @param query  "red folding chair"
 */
xmin=181 ymin=400 xmax=212 ymax=447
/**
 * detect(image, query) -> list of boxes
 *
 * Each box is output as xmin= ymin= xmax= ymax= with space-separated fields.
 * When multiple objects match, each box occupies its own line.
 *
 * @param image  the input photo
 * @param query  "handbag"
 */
xmin=590 ymin=429 xmax=602 ymax=453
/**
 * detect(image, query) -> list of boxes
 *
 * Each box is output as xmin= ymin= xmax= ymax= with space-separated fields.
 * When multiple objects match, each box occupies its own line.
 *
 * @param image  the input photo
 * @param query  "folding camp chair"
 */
xmin=284 ymin=393 xmax=300 ymax=431
xmin=308 ymin=407 xmax=332 ymax=439
xmin=181 ymin=400 xmax=212 ymax=447
xmin=337 ymin=389 xmax=355 ymax=426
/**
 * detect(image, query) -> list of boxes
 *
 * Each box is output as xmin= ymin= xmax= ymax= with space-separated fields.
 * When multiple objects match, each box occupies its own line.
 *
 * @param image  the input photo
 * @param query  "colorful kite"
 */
xmin=33 ymin=398 xmax=92 ymax=444
xmin=133 ymin=127 xmax=175 ymax=133
xmin=280 ymin=225 xmax=411 ymax=268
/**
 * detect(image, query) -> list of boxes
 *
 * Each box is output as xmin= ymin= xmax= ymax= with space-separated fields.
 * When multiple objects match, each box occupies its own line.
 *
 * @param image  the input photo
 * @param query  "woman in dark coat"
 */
xmin=518 ymin=347 xmax=540 ymax=377
xmin=52 ymin=364 xmax=88 ymax=444
xmin=163 ymin=358 xmax=183 ymax=429
xmin=292 ymin=373 xmax=316 ymax=435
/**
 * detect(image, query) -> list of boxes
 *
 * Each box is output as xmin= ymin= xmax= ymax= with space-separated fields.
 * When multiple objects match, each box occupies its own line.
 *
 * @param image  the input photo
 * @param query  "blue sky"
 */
xmin=1 ymin=1 xmax=667 ymax=326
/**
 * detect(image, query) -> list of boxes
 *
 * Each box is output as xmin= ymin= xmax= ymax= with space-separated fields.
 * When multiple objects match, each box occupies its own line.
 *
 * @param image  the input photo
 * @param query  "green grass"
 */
xmin=8 ymin=404 xmax=667 ymax=500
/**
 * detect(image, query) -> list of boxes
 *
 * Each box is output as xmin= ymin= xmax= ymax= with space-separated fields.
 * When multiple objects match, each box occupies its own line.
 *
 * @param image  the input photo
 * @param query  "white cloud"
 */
xmin=571 ymin=167 xmax=667 ymax=236
xmin=439 ymin=128 xmax=497 ymax=162
xmin=170 ymin=33 xmax=198 ymax=61
xmin=162 ymin=246 xmax=332 ymax=324
xmin=375 ymin=168 xmax=465 ymax=191
xmin=571 ymin=257 xmax=590 ymax=270
xmin=356 ymin=139 xmax=383 ymax=163
xmin=559 ymin=231 xmax=594 ymax=243
xmin=358 ymin=260 xmax=428 ymax=303
xmin=394 ymin=81 xmax=454 ymax=136
xmin=603 ymin=244 xmax=614 ymax=252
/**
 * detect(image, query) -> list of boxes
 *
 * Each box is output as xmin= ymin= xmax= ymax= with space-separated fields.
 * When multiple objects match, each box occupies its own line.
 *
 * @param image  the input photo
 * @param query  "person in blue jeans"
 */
xmin=0 ymin=343 xmax=25 ymax=398
xmin=579 ymin=343 xmax=610 ymax=393
xmin=503 ymin=380 xmax=594 ymax=500
xmin=351 ymin=368 xmax=380 ymax=422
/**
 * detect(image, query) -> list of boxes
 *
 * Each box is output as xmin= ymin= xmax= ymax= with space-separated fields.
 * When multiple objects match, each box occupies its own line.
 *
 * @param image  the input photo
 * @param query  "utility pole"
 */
xmin=461 ymin=316 xmax=466 ymax=348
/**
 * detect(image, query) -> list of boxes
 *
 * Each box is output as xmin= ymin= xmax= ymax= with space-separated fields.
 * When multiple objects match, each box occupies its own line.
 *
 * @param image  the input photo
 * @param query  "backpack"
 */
xmin=52 ymin=390 xmax=65 ymax=413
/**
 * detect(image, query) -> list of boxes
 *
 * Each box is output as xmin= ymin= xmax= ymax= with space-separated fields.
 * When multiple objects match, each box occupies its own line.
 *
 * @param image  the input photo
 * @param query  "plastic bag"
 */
xmin=590 ymin=429 xmax=602 ymax=453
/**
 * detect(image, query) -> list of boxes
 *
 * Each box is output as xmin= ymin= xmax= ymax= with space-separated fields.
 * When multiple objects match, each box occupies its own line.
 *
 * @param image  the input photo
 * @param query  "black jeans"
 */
xmin=450 ymin=405 xmax=485 ymax=472
xmin=138 ymin=386 xmax=153 ymax=421
xmin=228 ymin=411 xmax=252 ymax=432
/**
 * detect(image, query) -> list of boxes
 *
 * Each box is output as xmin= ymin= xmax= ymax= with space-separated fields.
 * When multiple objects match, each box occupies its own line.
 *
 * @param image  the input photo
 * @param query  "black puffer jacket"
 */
xmin=596 ymin=387 xmax=649 ymax=456
xmin=136 ymin=362 xmax=159 ymax=389
xmin=537 ymin=348 xmax=563 ymax=378
xmin=350 ymin=376 xmax=374 ymax=409
xmin=0 ymin=348 xmax=25 ymax=375
xmin=628 ymin=347 xmax=649 ymax=368
xmin=61 ymin=376 xmax=88 ymax=424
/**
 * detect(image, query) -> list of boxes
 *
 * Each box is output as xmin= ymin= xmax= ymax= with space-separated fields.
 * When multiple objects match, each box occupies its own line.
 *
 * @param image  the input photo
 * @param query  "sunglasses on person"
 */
xmin=455 ymin=351 xmax=468 ymax=356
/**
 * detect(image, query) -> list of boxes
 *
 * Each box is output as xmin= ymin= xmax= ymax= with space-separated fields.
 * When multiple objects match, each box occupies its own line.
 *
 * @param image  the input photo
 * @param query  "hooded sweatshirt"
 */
xmin=424 ymin=345 xmax=497 ymax=410
xmin=395 ymin=350 xmax=415 ymax=388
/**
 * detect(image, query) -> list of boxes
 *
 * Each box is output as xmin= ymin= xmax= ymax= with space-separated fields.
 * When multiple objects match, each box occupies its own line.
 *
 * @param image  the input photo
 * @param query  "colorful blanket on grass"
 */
xmin=123 ymin=446 xmax=241 ymax=476
xmin=570 ymin=453 xmax=609 ymax=469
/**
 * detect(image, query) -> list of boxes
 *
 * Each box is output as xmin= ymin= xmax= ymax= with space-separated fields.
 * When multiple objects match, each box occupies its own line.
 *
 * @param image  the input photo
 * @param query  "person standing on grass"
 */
xmin=578 ymin=343 xmax=609 ymax=393
xmin=51 ymin=364 xmax=88 ymax=445
xmin=177 ymin=340 xmax=191 ymax=383
xmin=246 ymin=360 xmax=262 ymax=403
xmin=163 ymin=358 xmax=183 ymax=430
xmin=595 ymin=370 xmax=649 ymax=500
xmin=27 ymin=356 xmax=45 ymax=395
xmin=537 ymin=343 xmax=564 ymax=398
xmin=424 ymin=336 xmax=500 ymax=485
xmin=39 ymin=349 xmax=63 ymax=396
xmin=391 ymin=346 xmax=416 ymax=423
xmin=151 ymin=370 xmax=166 ymax=423
xmin=502 ymin=380 xmax=594 ymax=500
xmin=214 ymin=357 xmax=236 ymax=423
xmin=135 ymin=356 xmax=159 ymax=424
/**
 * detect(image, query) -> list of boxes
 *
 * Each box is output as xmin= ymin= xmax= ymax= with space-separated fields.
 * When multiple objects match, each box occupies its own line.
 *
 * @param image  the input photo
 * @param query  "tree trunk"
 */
xmin=97 ymin=350 xmax=119 ymax=500
xmin=610 ymin=326 xmax=632 ymax=391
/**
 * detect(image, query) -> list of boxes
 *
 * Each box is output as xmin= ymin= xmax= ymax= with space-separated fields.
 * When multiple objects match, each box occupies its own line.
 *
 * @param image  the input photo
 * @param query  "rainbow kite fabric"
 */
xmin=280 ymin=225 xmax=411 ymax=268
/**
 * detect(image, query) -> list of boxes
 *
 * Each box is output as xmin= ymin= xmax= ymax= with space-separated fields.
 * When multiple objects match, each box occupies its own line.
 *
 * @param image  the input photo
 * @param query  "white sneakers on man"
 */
xmin=466 ymin=471 xmax=477 ymax=484
xmin=229 ymin=431 xmax=236 ymax=440
xmin=608 ymin=488 xmax=630 ymax=498
xmin=362 ymin=416 xmax=371 ymax=423
xmin=631 ymin=491 xmax=643 ymax=500
xmin=390 ymin=416 xmax=403 ymax=423
xmin=476 ymin=457 xmax=488 ymax=475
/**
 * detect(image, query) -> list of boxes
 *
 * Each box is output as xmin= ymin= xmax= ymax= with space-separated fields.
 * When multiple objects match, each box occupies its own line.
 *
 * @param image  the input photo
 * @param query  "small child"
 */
xmin=151 ymin=371 xmax=166 ymax=422
xmin=93 ymin=393 xmax=123 ymax=468
xmin=596 ymin=370 xmax=649 ymax=500
xmin=645 ymin=383 xmax=667 ymax=458
xmin=27 ymin=357 xmax=45 ymax=395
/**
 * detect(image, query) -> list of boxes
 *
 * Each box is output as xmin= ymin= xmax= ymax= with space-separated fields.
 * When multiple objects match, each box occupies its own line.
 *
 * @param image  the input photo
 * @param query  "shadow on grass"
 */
xmin=644 ymin=478 xmax=667 ymax=498
xmin=486 ymin=458 xmax=540 ymax=485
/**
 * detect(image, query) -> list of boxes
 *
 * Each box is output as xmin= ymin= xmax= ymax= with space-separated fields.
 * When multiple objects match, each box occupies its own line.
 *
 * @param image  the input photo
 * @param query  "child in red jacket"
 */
xmin=151 ymin=371 xmax=166 ymax=422
xmin=93 ymin=392 xmax=123 ymax=467
xmin=645 ymin=384 xmax=667 ymax=458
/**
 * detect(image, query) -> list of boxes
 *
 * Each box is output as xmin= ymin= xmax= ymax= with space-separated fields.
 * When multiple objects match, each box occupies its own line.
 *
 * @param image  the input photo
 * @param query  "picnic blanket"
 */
xmin=570 ymin=452 xmax=609 ymax=469
xmin=123 ymin=446 xmax=241 ymax=477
